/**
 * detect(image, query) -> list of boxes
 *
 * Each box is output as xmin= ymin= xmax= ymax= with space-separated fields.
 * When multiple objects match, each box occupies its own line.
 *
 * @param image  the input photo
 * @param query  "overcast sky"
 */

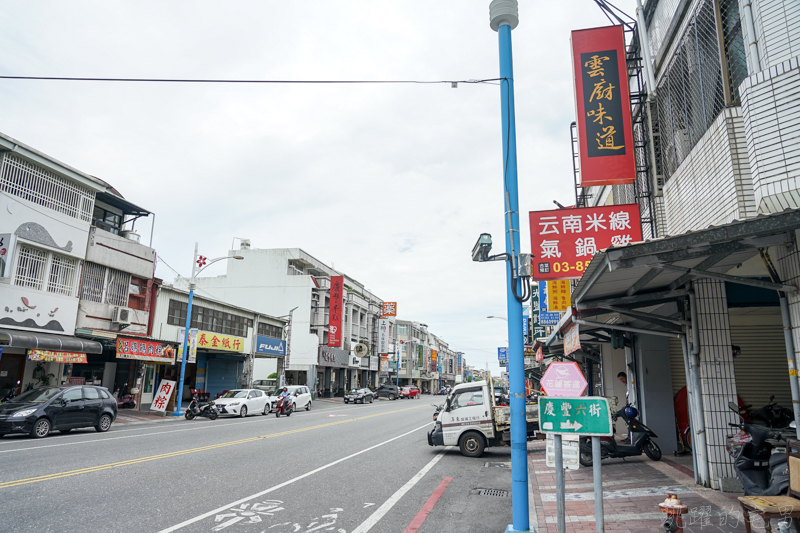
xmin=0 ymin=0 xmax=638 ymax=377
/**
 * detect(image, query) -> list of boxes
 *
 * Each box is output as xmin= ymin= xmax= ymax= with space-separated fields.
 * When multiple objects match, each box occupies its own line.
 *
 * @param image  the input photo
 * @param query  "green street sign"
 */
xmin=538 ymin=396 xmax=613 ymax=436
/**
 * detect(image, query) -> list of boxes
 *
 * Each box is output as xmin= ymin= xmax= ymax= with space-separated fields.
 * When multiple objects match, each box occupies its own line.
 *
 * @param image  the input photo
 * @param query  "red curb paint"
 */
xmin=402 ymin=477 xmax=453 ymax=533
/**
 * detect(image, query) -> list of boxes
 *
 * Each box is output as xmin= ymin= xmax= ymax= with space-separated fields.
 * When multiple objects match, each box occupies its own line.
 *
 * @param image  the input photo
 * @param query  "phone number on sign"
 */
xmin=544 ymin=260 xmax=592 ymax=273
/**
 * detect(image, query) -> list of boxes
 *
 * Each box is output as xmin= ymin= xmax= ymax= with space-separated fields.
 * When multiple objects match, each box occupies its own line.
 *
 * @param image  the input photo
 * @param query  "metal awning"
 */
xmin=545 ymin=208 xmax=800 ymax=349
xmin=0 ymin=329 xmax=103 ymax=354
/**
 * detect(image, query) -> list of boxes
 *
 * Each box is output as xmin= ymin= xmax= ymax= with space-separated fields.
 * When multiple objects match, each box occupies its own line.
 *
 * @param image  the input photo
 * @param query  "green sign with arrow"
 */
xmin=538 ymin=396 xmax=613 ymax=436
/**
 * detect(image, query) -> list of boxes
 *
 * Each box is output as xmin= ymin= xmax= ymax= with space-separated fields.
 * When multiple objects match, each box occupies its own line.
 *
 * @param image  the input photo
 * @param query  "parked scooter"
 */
xmin=432 ymin=403 xmax=444 ymax=422
xmin=0 ymin=381 xmax=21 ymax=404
xmin=184 ymin=393 xmax=218 ymax=420
xmin=578 ymin=405 xmax=661 ymax=466
xmin=115 ymin=383 xmax=137 ymax=409
xmin=727 ymin=401 xmax=790 ymax=496
xmin=275 ymin=396 xmax=293 ymax=417
xmin=749 ymin=395 xmax=794 ymax=429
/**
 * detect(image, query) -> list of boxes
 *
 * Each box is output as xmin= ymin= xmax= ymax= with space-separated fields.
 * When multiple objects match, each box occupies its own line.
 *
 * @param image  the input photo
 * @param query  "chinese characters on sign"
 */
xmin=571 ymin=25 xmax=636 ymax=186
xmin=177 ymin=328 xmax=199 ymax=363
xmin=116 ymin=337 xmax=176 ymax=364
xmin=28 ymin=350 xmax=87 ymax=363
xmin=378 ymin=318 xmax=389 ymax=354
xmin=530 ymin=204 xmax=642 ymax=280
xmin=538 ymin=281 xmax=562 ymax=326
xmin=564 ymin=322 xmax=581 ymax=356
xmin=547 ymin=279 xmax=572 ymax=312
xmin=151 ymin=379 xmax=177 ymax=413
xmin=329 ymin=276 xmax=343 ymax=348
xmin=195 ymin=331 xmax=245 ymax=353
xmin=380 ymin=302 xmax=397 ymax=318
xmin=539 ymin=396 xmax=612 ymax=436
xmin=540 ymin=361 xmax=588 ymax=397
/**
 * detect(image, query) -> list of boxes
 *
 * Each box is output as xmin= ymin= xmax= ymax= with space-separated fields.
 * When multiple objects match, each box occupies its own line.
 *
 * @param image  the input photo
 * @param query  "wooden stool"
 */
xmin=740 ymin=439 xmax=800 ymax=533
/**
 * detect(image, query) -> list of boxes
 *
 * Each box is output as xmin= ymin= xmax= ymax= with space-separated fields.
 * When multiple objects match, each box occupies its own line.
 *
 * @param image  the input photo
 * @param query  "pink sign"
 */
xmin=540 ymin=362 xmax=587 ymax=397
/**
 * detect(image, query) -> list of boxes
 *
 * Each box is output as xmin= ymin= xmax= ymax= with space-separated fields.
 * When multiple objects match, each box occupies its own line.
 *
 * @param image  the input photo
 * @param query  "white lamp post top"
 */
xmin=489 ymin=0 xmax=519 ymax=31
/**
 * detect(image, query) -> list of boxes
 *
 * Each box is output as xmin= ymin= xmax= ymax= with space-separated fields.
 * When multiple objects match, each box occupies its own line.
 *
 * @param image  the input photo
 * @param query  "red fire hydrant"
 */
xmin=659 ymin=493 xmax=689 ymax=532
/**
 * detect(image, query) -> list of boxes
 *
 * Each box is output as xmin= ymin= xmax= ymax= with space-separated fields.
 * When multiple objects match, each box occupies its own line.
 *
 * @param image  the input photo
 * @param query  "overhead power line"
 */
xmin=0 ymin=75 xmax=502 ymax=85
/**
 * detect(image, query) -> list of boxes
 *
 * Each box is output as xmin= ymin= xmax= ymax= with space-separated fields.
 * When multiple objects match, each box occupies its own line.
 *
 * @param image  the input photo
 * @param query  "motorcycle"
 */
xmin=275 ymin=396 xmax=293 ymax=417
xmin=0 ymin=381 xmax=21 ymax=404
xmin=184 ymin=393 xmax=218 ymax=420
xmin=727 ymin=401 xmax=791 ymax=496
xmin=432 ymin=402 xmax=444 ymax=422
xmin=116 ymin=383 xmax=137 ymax=409
xmin=578 ymin=405 xmax=661 ymax=466
xmin=749 ymin=395 xmax=794 ymax=429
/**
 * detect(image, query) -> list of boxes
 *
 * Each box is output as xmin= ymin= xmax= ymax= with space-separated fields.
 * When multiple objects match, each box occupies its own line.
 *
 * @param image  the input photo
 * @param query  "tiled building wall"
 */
xmin=750 ymin=0 xmax=800 ymax=71
xmin=694 ymin=279 xmax=739 ymax=488
xmin=662 ymin=107 xmax=756 ymax=235
xmin=739 ymin=58 xmax=800 ymax=214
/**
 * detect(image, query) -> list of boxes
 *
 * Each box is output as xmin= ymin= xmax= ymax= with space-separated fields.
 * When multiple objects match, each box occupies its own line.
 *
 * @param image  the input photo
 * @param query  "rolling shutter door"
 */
xmin=669 ymin=338 xmax=686 ymax=396
xmin=730 ymin=324 xmax=792 ymax=410
xmin=206 ymin=358 xmax=243 ymax=399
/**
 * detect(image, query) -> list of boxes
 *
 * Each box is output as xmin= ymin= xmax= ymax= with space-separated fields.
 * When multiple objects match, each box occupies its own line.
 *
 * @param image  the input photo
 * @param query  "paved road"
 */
xmin=0 ymin=398 xmax=515 ymax=533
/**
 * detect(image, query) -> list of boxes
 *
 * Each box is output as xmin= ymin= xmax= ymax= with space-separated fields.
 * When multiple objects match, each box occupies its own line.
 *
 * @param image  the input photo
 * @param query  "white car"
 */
xmin=214 ymin=389 xmax=271 ymax=417
xmin=266 ymin=385 xmax=313 ymax=412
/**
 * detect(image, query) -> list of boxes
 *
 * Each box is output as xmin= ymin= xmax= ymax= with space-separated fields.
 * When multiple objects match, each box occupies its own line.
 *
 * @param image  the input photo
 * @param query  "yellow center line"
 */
xmin=0 ymin=404 xmax=428 ymax=489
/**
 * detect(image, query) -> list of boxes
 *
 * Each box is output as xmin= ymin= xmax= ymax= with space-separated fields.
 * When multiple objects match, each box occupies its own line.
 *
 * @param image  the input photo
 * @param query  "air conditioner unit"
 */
xmin=112 ymin=306 xmax=132 ymax=325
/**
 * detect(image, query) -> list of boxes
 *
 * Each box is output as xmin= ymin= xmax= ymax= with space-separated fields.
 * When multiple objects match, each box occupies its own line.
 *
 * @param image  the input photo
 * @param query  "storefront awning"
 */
xmin=0 ymin=329 xmax=103 ymax=354
xmin=545 ymin=208 xmax=800 ymax=351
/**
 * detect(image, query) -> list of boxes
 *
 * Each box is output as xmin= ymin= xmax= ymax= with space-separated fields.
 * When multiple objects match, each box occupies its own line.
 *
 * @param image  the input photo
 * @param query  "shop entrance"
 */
xmin=141 ymin=364 xmax=156 ymax=405
xmin=0 ymin=351 xmax=25 ymax=397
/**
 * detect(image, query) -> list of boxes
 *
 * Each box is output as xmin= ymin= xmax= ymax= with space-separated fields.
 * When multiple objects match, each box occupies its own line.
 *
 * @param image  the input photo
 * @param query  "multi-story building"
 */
xmin=0 ymin=132 xmax=118 ymax=396
xmin=193 ymin=246 xmax=383 ymax=395
xmin=549 ymin=0 xmax=800 ymax=489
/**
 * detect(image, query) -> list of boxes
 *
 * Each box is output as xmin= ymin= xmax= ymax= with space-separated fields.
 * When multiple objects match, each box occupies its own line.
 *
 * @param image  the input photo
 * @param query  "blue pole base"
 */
xmin=172 ymin=410 xmax=183 ymax=416
xmin=504 ymin=525 xmax=534 ymax=533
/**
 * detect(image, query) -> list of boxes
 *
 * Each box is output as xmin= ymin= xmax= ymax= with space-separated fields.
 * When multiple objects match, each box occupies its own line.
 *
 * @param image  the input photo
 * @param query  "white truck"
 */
xmin=427 ymin=379 xmax=539 ymax=457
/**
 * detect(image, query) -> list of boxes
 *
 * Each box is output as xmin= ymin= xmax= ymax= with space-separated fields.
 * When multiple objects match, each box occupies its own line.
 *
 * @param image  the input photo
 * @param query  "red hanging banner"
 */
xmin=529 ymin=204 xmax=642 ymax=280
xmin=328 ymin=276 xmax=343 ymax=348
xmin=572 ymin=25 xmax=636 ymax=186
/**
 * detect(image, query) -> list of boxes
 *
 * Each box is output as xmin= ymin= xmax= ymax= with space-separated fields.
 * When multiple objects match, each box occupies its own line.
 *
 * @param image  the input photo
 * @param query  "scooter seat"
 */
xmin=739 ymin=495 xmax=800 ymax=513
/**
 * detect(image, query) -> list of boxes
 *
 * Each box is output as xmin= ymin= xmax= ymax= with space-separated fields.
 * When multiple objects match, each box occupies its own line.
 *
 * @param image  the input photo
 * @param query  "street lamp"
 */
xmin=173 ymin=242 xmax=244 ymax=416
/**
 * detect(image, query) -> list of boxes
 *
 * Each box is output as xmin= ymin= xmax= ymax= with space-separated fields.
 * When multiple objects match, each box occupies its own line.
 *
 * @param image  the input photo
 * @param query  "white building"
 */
xmin=193 ymin=246 xmax=384 ymax=395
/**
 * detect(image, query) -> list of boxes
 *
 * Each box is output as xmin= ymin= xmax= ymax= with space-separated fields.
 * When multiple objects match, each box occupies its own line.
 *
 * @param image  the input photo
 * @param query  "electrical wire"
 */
xmin=0 ymin=75 xmax=503 ymax=85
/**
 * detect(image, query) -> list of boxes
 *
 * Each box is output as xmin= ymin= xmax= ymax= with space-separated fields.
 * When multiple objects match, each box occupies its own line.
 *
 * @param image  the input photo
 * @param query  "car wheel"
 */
xmin=60 ymin=429 xmax=72 ymax=434
xmin=344 ymin=399 xmax=349 ymax=404
xmin=306 ymin=401 xmax=311 ymax=411
xmin=263 ymin=403 xmax=269 ymax=415
xmin=458 ymin=432 xmax=485 ymax=458
xmin=643 ymin=440 xmax=662 ymax=461
xmin=31 ymin=418 xmax=51 ymax=438
xmin=95 ymin=414 xmax=112 ymax=433
xmin=389 ymin=394 xmax=396 ymax=400
xmin=239 ymin=405 xmax=248 ymax=418
xmin=370 ymin=397 xmax=373 ymax=403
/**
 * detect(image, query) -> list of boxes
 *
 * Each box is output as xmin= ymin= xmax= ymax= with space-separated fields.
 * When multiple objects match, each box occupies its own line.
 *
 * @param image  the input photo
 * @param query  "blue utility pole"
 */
xmin=174 ymin=242 xmax=199 ymax=416
xmin=490 ymin=2 xmax=531 ymax=532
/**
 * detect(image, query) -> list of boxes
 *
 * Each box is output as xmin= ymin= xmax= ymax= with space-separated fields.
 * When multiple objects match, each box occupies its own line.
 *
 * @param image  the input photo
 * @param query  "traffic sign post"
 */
xmin=539 ymin=359 xmax=608 ymax=533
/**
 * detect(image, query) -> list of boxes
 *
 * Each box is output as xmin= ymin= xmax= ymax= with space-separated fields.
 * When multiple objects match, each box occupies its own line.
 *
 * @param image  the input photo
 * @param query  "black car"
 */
xmin=0 ymin=385 xmax=118 ymax=438
xmin=375 ymin=384 xmax=400 ymax=400
xmin=344 ymin=388 xmax=374 ymax=404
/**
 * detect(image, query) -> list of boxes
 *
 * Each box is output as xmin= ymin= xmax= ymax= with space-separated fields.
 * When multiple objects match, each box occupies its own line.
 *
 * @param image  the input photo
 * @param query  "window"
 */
xmin=62 ymin=388 xmax=83 ymax=402
xmin=451 ymin=389 xmax=484 ymax=410
xmin=14 ymin=245 xmax=47 ymax=291
xmin=0 ymin=153 xmax=95 ymax=222
xmin=167 ymin=299 xmax=253 ymax=337
xmin=92 ymin=205 xmax=123 ymax=234
xmin=105 ymin=267 xmax=132 ymax=306
xmin=258 ymin=322 xmax=283 ymax=338
xmin=47 ymin=255 xmax=78 ymax=296
xmin=397 ymin=324 xmax=408 ymax=335
xmin=83 ymin=387 xmax=100 ymax=399
xmin=80 ymin=262 xmax=105 ymax=302
xmin=15 ymin=244 xmax=79 ymax=297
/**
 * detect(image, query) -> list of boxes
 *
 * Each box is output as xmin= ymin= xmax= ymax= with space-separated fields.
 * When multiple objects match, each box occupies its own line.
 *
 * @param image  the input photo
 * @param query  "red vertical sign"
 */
xmin=328 ymin=276 xmax=343 ymax=348
xmin=572 ymin=25 xmax=636 ymax=186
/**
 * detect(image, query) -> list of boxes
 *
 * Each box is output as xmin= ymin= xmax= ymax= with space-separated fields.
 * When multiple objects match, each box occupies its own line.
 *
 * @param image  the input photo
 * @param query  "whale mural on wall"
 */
xmin=14 ymin=222 xmax=73 ymax=253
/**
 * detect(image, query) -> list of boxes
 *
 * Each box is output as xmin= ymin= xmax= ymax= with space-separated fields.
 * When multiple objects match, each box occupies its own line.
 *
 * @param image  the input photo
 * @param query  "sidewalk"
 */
xmin=526 ymin=439 xmax=772 ymax=533
xmin=113 ymin=407 xmax=184 ymax=425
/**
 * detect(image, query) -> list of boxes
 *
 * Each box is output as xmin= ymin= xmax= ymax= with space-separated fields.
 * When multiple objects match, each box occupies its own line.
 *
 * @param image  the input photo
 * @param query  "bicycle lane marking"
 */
xmin=0 ymin=404 xmax=429 ymax=488
xmin=158 ymin=423 xmax=432 ymax=532
xmin=350 ymin=447 xmax=452 ymax=533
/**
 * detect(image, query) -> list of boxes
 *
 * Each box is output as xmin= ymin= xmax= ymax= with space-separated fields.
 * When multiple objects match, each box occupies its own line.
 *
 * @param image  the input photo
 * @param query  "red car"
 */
xmin=400 ymin=386 xmax=420 ymax=399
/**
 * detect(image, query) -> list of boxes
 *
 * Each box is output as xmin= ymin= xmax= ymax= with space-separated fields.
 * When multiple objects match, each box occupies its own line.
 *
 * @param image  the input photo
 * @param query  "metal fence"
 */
xmin=718 ymin=0 xmax=748 ymax=105
xmin=655 ymin=0 xmax=727 ymax=179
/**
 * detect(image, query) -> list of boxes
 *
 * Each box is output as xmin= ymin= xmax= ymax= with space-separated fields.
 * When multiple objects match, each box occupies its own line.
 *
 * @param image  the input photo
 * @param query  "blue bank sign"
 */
xmin=255 ymin=335 xmax=286 ymax=356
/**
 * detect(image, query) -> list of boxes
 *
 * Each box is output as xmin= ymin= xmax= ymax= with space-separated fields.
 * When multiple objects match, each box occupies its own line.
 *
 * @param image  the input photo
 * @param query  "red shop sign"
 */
xmin=328 ymin=276 xmax=343 ymax=348
xmin=571 ymin=25 xmax=636 ymax=186
xmin=529 ymin=204 xmax=642 ymax=280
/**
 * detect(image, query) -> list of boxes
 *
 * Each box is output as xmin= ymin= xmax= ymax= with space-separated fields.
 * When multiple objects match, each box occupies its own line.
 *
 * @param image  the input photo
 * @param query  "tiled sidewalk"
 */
xmin=527 ymin=440 xmax=776 ymax=533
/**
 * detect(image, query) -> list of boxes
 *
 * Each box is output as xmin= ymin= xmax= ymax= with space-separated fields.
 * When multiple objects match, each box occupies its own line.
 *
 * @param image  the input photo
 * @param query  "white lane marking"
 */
xmin=350 ymin=447 xmax=451 ymax=533
xmin=0 ymin=404 xmax=346 ymax=454
xmin=158 ymin=423 xmax=431 ymax=532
